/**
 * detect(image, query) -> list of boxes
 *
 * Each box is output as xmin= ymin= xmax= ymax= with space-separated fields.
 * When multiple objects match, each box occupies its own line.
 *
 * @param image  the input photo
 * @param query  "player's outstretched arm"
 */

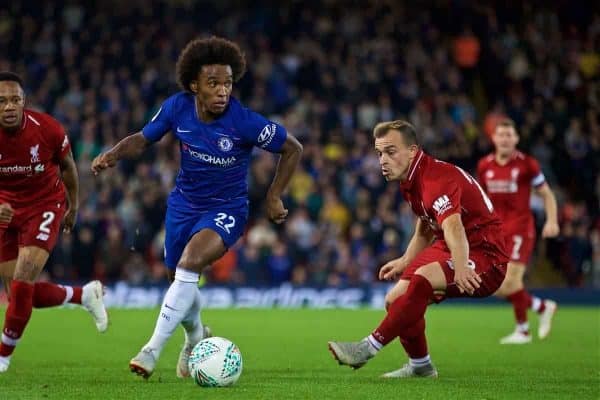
xmin=59 ymin=149 xmax=79 ymax=233
xmin=265 ymin=134 xmax=303 ymax=224
xmin=442 ymin=213 xmax=481 ymax=294
xmin=535 ymin=183 xmax=560 ymax=238
xmin=379 ymin=218 xmax=433 ymax=280
xmin=91 ymin=132 xmax=151 ymax=175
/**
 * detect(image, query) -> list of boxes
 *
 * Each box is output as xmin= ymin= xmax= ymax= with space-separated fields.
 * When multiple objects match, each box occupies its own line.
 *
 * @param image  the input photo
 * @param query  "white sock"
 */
xmin=531 ymin=296 xmax=542 ymax=312
xmin=517 ymin=322 xmax=529 ymax=333
xmin=60 ymin=285 xmax=74 ymax=304
xmin=365 ymin=335 xmax=382 ymax=355
xmin=181 ymin=287 xmax=205 ymax=345
xmin=409 ymin=354 xmax=431 ymax=367
xmin=144 ymin=268 xmax=199 ymax=357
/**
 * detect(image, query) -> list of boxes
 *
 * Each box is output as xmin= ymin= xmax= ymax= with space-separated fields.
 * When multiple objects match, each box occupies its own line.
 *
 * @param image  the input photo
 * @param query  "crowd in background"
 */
xmin=0 ymin=1 xmax=598 ymax=287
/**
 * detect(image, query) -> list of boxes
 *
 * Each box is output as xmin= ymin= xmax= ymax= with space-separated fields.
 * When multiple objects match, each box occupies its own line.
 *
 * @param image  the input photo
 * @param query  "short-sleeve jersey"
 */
xmin=399 ymin=150 xmax=508 ymax=263
xmin=142 ymin=93 xmax=287 ymax=208
xmin=0 ymin=110 xmax=70 ymax=208
xmin=476 ymin=151 xmax=545 ymax=235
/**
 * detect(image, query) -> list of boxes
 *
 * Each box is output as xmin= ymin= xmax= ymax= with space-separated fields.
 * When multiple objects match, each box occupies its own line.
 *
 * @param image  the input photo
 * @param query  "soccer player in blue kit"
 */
xmin=91 ymin=37 xmax=302 ymax=379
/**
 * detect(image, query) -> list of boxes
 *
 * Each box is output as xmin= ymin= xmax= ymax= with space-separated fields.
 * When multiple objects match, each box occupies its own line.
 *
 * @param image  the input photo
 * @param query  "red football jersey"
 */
xmin=0 ymin=109 xmax=71 ymax=208
xmin=476 ymin=151 xmax=545 ymax=235
xmin=400 ymin=150 xmax=508 ymax=264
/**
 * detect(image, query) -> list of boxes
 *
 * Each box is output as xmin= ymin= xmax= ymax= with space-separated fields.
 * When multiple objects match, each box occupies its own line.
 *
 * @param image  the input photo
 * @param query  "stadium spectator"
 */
xmin=1 ymin=1 xmax=597 ymax=287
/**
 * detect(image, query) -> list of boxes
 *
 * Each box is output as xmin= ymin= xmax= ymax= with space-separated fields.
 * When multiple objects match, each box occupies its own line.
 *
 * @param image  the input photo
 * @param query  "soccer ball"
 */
xmin=188 ymin=337 xmax=243 ymax=387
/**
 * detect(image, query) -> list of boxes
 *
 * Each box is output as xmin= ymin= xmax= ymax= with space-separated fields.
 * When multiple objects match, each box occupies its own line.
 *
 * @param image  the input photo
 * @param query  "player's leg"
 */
xmin=380 ymin=276 xmax=437 ymax=377
xmin=384 ymin=279 xmax=409 ymax=310
xmin=0 ymin=246 xmax=49 ymax=371
xmin=494 ymin=261 xmax=533 ymax=343
xmin=160 ymin=267 xmax=210 ymax=377
xmin=0 ymin=260 xmax=17 ymax=297
xmin=0 ymin=228 xmax=18 ymax=298
xmin=129 ymin=229 xmax=225 ymax=379
xmin=173 ymin=207 xmax=244 ymax=378
xmin=8 ymin=204 xmax=108 ymax=331
xmin=328 ymin=261 xmax=444 ymax=376
xmin=495 ymin=261 xmax=557 ymax=342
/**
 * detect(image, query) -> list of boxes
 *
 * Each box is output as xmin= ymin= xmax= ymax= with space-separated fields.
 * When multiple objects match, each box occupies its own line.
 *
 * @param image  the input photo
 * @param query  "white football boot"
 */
xmin=381 ymin=363 xmax=438 ymax=378
xmin=328 ymin=340 xmax=375 ymax=369
xmin=176 ymin=325 xmax=212 ymax=378
xmin=499 ymin=329 xmax=532 ymax=344
xmin=538 ymin=300 xmax=557 ymax=339
xmin=129 ymin=348 xmax=158 ymax=379
xmin=0 ymin=356 xmax=10 ymax=372
xmin=81 ymin=280 xmax=109 ymax=333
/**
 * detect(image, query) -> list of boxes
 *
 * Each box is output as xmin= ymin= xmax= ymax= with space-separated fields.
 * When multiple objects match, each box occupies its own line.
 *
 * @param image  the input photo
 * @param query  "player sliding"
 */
xmin=477 ymin=119 xmax=558 ymax=344
xmin=92 ymin=37 xmax=302 ymax=379
xmin=328 ymin=120 xmax=509 ymax=378
xmin=0 ymin=72 xmax=108 ymax=373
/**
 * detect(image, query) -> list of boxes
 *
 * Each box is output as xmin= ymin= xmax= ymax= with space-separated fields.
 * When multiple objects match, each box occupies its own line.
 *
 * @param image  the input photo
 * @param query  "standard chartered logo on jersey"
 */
xmin=0 ymin=164 xmax=32 ymax=175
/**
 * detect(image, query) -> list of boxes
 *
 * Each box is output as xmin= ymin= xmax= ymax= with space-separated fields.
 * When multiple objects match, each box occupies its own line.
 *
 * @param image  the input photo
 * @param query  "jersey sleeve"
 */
xmin=142 ymin=97 xmax=174 ymax=142
xmin=528 ymin=157 xmax=546 ymax=187
xmin=242 ymin=109 xmax=288 ymax=153
xmin=43 ymin=114 xmax=71 ymax=161
xmin=425 ymin=179 xmax=463 ymax=226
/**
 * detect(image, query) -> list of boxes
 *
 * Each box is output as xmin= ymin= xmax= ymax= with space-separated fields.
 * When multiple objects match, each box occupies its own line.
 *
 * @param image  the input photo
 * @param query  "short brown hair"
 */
xmin=373 ymin=120 xmax=419 ymax=145
xmin=176 ymin=36 xmax=247 ymax=92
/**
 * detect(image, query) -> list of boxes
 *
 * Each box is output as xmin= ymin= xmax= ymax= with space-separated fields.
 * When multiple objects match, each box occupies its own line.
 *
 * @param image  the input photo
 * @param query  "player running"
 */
xmin=92 ymin=37 xmax=302 ymax=379
xmin=0 ymin=72 xmax=108 ymax=373
xmin=477 ymin=119 xmax=558 ymax=344
xmin=328 ymin=120 xmax=509 ymax=378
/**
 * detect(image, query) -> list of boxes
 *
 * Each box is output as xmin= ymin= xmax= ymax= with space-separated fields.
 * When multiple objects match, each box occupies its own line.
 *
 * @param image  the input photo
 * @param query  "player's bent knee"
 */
xmin=176 ymin=256 xmax=207 ymax=274
xmin=414 ymin=262 xmax=447 ymax=291
xmin=13 ymin=259 xmax=42 ymax=282
xmin=384 ymin=280 xmax=409 ymax=310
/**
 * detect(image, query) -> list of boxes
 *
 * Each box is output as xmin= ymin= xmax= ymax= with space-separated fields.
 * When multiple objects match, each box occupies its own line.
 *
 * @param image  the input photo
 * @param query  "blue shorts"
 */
xmin=163 ymin=200 xmax=248 ymax=270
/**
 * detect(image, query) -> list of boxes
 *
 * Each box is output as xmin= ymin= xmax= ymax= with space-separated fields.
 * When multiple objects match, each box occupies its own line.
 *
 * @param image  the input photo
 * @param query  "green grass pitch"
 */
xmin=0 ymin=306 xmax=598 ymax=399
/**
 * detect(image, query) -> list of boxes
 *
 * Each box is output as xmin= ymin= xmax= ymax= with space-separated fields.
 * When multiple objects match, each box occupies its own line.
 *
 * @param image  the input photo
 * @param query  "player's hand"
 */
xmin=454 ymin=266 xmax=482 ymax=295
xmin=266 ymin=195 xmax=288 ymax=224
xmin=542 ymin=221 xmax=560 ymax=238
xmin=0 ymin=203 xmax=14 ymax=224
xmin=379 ymin=257 xmax=409 ymax=281
xmin=62 ymin=207 xmax=77 ymax=234
xmin=91 ymin=152 xmax=117 ymax=175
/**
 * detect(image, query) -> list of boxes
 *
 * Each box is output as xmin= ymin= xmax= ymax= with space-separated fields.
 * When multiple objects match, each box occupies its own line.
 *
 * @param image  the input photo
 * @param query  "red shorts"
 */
xmin=400 ymin=241 xmax=507 ymax=301
xmin=504 ymin=231 xmax=535 ymax=264
xmin=0 ymin=199 xmax=66 ymax=262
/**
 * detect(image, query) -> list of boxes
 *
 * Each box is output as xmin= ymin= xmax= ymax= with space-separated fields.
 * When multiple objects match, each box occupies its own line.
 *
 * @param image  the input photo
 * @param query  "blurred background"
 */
xmin=0 ymin=1 xmax=598 ymax=296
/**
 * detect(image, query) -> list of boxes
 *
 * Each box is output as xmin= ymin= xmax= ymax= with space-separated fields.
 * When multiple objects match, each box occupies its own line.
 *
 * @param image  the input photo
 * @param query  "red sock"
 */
xmin=506 ymin=289 xmax=531 ymax=325
xmin=537 ymin=299 xmax=546 ymax=314
xmin=0 ymin=280 xmax=34 ymax=357
xmin=399 ymin=317 xmax=428 ymax=359
xmin=32 ymin=282 xmax=82 ymax=308
xmin=372 ymin=275 xmax=433 ymax=346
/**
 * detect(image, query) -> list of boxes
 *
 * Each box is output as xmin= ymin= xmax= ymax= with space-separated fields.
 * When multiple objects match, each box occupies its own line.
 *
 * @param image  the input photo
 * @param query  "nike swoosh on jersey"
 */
xmin=177 ymin=127 xmax=192 ymax=133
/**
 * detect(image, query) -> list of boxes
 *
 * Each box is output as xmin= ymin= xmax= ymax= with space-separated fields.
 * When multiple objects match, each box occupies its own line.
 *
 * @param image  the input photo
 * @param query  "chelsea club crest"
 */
xmin=218 ymin=137 xmax=233 ymax=152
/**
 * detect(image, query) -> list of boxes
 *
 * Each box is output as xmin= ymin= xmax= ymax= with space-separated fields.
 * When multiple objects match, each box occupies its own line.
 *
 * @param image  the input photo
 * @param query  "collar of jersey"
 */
xmin=400 ymin=149 xmax=426 ymax=190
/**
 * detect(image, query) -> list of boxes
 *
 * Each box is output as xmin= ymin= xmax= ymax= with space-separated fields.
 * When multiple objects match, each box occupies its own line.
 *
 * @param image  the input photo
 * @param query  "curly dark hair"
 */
xmin=176 ymin=36 xmax=246 ymax=92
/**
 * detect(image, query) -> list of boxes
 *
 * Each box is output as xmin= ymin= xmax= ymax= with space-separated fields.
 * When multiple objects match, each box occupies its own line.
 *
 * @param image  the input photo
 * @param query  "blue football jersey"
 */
xmin=142 ymin=92 xmax=287 ymax=208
